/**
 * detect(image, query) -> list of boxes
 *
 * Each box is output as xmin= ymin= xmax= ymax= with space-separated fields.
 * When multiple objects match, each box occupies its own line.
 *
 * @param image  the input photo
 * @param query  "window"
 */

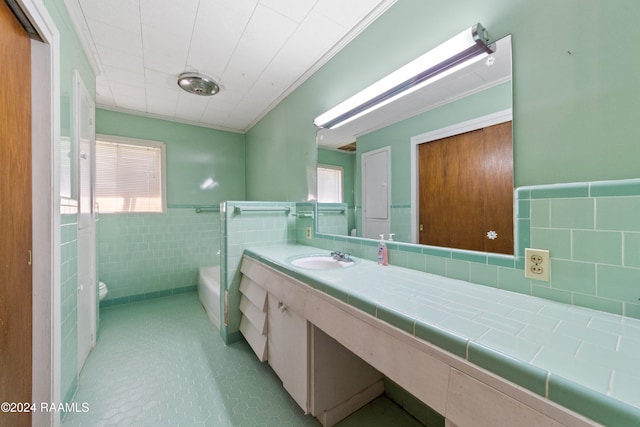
xmin=317 ymin=165 xmax=343 ymax=203
xmin=95 ymin=135 xmax=166 ymax=213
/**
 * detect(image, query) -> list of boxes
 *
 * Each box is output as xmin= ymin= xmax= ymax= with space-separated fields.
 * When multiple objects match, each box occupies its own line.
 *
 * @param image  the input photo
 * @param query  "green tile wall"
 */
xmin=97 ymin=208 xmax=220 ymax=306
xmin=348 ymin=205 xmax=412 ymax=242
xmin=220 ymin=202 xmax=297 ymax=344
xmin=60 ymin=207 xmax=78 ymax=405
xmin=390 ymin=205 xmax=412 ymax=242
xmin=306 ymin=178 xmax=640 ymax=319
xmin=527 ymin=180 xmax=640 ymax=316
xmin=316 ymin=203 xmax=349 ymax=236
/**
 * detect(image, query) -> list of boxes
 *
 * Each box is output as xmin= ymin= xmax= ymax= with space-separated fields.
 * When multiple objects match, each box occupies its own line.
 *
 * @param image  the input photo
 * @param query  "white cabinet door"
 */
xmin=362 ymin=146 xmax=391 ymax=239
xmin=267 ymin=293 xmax=308 ymax=412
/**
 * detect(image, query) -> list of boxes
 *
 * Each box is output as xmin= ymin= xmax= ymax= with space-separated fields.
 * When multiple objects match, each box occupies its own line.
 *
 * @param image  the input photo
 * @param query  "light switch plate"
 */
xmin=524 ymin=248 xmax=550 ymax=281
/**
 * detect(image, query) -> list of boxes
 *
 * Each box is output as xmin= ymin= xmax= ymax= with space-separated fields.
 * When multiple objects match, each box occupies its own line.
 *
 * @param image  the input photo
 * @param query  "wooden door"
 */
xmin=418 ymin=121 xmax=513 ymax=254
xmin=0 ymin=2 xmax=32 ymax=426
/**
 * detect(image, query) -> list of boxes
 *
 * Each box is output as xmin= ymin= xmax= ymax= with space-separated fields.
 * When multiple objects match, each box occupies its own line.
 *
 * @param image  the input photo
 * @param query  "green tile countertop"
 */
xmin=243 ymin=244 xmax=640 ymax=426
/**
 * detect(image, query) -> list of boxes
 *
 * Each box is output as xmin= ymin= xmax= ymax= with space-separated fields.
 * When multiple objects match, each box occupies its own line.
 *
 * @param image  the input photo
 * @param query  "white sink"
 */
xmin=290 ymin=255 xmax=354 ymax=270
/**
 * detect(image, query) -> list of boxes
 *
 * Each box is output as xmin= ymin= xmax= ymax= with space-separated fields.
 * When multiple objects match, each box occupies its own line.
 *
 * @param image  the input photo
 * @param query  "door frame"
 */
xmin=16 ymin=0 xmax=61 ymax=426
xmin=409 ymin=109 xmax=512 ymax=244
xmin=74 ymin=69 xmax=97 ymax=371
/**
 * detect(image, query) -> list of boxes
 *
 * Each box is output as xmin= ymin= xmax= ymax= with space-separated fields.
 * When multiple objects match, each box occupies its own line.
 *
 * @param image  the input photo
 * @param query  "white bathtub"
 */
xmin=198 ymin=266 xmax=221 ymax=330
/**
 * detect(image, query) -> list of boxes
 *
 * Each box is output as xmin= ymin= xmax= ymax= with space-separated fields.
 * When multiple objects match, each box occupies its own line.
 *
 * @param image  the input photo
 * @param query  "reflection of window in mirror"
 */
xmin=317 ymin=165 xmax=343 ymax=203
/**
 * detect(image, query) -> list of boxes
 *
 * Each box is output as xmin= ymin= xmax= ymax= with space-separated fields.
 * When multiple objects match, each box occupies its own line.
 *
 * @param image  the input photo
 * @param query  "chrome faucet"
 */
xmin=330 ymin=251 xmax=353 ymax=262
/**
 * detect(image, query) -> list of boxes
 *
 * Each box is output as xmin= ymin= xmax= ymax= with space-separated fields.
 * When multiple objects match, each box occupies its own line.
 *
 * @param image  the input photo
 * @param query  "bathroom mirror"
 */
xmin=315 ymin=35 xmax=513 ymax=254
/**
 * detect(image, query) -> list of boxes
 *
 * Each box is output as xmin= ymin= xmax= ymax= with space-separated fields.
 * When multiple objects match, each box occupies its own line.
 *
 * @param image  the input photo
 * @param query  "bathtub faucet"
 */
xmin=330 ymin=251 xmax=353 ymax=262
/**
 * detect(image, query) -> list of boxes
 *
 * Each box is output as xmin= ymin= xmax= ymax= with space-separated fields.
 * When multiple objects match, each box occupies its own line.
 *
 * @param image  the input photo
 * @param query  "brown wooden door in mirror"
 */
xmin=418 ymin=121 xmax=513 ymax=255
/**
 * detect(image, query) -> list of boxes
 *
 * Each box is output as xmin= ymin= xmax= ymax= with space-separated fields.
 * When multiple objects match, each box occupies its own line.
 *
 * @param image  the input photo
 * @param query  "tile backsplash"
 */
xmin=525 ymin=179 xmax=640 ymax=318
xmin=309 ymin=178 xmax=640 ymax=319
xmin=60 ymin=206 xmax=78 ymax=405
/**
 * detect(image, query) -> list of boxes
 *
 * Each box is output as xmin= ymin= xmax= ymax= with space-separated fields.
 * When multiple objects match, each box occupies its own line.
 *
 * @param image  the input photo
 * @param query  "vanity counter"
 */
xmin=243 ymin=244 xmax=640 ymax=426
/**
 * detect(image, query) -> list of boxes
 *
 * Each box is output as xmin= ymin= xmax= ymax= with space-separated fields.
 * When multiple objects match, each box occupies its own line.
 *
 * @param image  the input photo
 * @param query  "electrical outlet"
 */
xmin=525 ymin=248 xmax=550 ymax=281
xmin=305 ymin=227 xmax=312 ymax=240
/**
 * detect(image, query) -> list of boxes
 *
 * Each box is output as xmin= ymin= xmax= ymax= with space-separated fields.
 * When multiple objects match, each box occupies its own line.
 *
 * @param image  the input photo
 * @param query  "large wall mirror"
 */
xmin=315 ymin=34 xmax=513 ymax=255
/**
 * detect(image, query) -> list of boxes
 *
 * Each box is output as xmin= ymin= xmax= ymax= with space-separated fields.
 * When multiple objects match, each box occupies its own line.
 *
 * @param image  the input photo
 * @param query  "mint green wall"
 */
xmin=95 ymin=110 xmax=245 ymax=302
xmin=96 ymin=109 xmax=246 ymax=206
xmin=246 ymin=0 xmax=640 ymax=199
xmin=246 ymin=98 xmax=317 ymax=201
xmin=44 ymin=0 xmax=96 ymax=407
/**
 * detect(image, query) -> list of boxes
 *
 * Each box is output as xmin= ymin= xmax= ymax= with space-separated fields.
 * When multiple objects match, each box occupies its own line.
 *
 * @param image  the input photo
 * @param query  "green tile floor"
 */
xmin=62 ymin=293 xmax=424 ymax=426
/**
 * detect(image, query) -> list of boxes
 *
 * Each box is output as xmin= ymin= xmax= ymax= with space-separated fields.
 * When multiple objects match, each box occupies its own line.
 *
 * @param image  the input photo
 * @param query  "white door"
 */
xmin=362 ymin=147 xmax=391 ymax=239
xmin=75 ymin=71 xmax=96 ymax=372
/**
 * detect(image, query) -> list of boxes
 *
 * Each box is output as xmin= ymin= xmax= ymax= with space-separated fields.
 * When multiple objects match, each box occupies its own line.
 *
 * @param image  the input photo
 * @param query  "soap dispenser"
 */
xmin=377 ymin=234 xmax=388 ymax=266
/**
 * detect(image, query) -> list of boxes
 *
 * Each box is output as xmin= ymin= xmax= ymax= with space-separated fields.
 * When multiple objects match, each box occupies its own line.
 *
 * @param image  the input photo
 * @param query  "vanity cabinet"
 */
xmin=266 ymin=292 xmax=308 ymax=410
xmin=240 ymin=255 xmax=309 ymax=409
xmin=240 ymin=251 xmax=600 ymax=427
xmin=239 ymin=256 xmax=384 ymax=426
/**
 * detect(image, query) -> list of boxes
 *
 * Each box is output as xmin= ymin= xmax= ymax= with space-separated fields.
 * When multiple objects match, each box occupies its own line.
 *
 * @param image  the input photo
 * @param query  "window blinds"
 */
xmin=95 ymin=140 xmax=164 ymax=213
xmin=317 ymin=166 xmax=343 ymax=203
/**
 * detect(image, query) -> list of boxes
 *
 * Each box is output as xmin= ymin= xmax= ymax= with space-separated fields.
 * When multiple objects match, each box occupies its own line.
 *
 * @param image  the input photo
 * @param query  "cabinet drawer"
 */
xmin=241 ymin=255 xmax=307 ymax=315
xmin=265 ymin=273 xmax=307 ymax=315
xmin=239 ymin=275 xmax=267 ymax=311
xmin=239 ymin=316 xmax=268 ymax=362
xmin=239 ymin=295 xmax=267 ymax=335
xmin=240 ymin=256 xmax=271 ymax=285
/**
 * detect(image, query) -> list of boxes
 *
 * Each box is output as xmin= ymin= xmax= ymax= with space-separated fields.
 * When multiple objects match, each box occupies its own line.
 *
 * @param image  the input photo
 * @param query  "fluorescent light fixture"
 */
xmin=314 ymin=23 xmax=495 ymax=130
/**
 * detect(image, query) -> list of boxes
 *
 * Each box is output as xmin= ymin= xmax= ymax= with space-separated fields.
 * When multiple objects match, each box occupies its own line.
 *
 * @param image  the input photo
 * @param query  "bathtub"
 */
xmin=198 ymin=266 xmax=221 ymax=330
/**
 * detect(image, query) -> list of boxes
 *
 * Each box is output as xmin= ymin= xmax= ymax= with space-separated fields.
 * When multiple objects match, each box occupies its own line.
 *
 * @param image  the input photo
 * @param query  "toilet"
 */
xmin=98 ymin=281 xmax=108 ymax=301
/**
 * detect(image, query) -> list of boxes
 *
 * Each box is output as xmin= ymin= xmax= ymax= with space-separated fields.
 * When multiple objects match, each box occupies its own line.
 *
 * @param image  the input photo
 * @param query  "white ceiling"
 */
xmin=66 ymin=0 xmax=396 ymax=133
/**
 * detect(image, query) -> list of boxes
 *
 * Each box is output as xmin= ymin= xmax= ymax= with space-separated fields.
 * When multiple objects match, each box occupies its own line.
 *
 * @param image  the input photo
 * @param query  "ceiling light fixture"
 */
xmin=313 ymin=23 xmax=495 ymax=130
xmin=177 ymin=72 xmax=220 ymax=96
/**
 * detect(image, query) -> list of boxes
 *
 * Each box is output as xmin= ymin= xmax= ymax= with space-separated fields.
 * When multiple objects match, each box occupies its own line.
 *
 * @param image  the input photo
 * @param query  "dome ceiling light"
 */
xmin=177 ymin=72 xmax=220 ymax=96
